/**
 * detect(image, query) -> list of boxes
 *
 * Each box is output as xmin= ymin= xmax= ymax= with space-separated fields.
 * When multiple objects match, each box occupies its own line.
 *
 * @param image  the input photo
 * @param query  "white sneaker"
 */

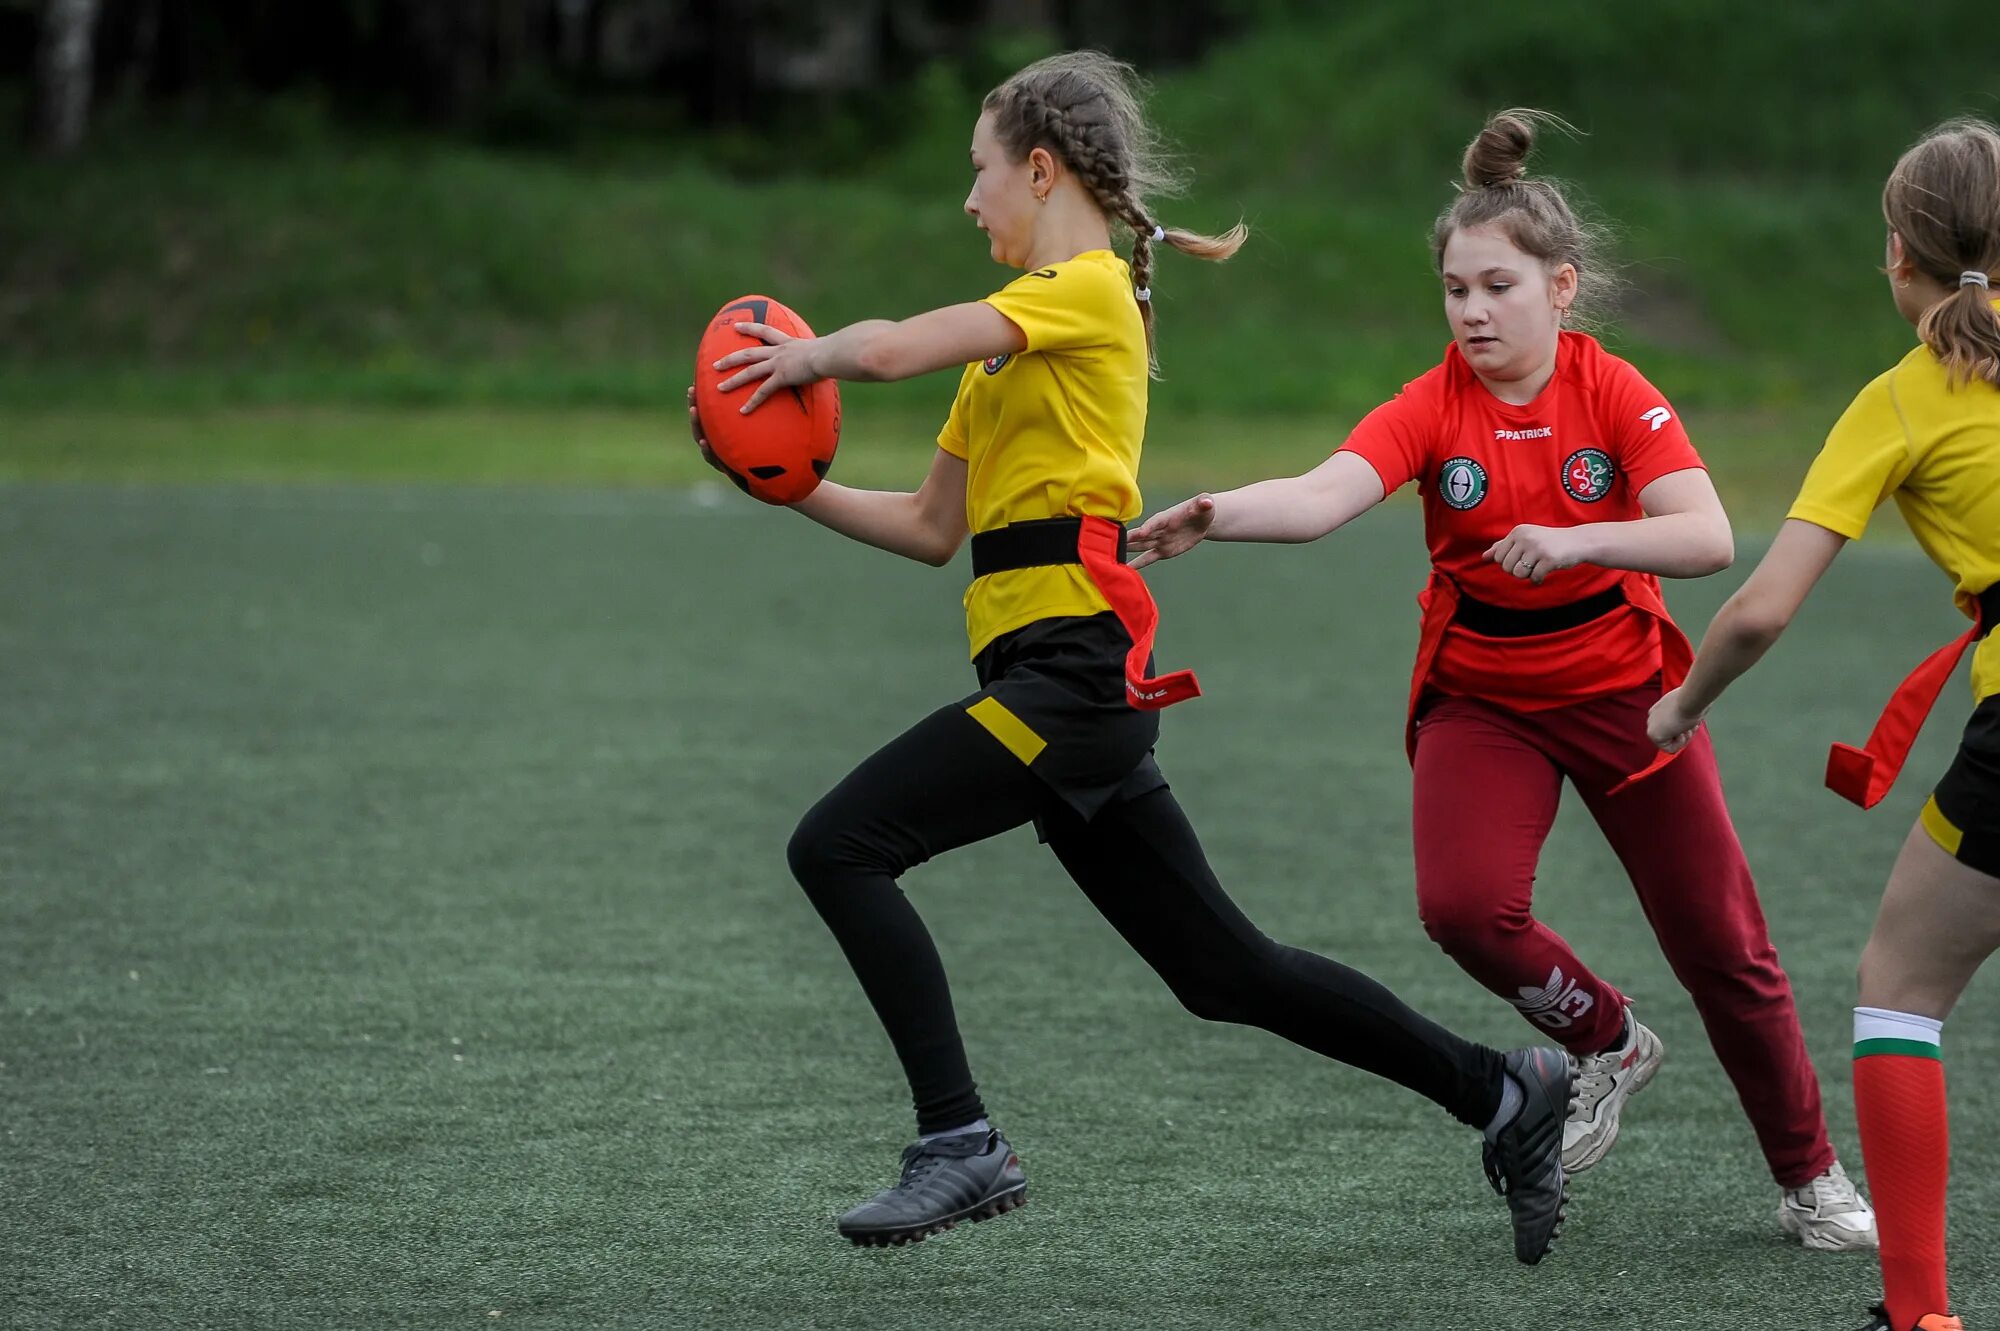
xmin=1560 ymin=1008 xmax=1664 ymax=1173
xmin=1777 ymin=1160 xmax=1878 ymax=1251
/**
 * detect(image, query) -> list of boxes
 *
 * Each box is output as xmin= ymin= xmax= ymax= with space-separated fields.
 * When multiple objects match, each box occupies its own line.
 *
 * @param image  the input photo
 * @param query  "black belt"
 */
xmin=1980 ymin=583 xmax=2000 ymax=637
xmin=971 ymin=517 xmax=1125 ymax=578
xmin=1452 ymin=584 xmax=1629 ymax=638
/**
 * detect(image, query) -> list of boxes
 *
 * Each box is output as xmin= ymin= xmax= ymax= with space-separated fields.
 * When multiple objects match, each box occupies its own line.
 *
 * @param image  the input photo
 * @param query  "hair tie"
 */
xmin=1962 ymin=270 xmax=1992 ymax=289
xmin=1150 ymin=225 xmax=1165 ymax=242
xmin=1135 ymin=287 xmax=1152 ymax=303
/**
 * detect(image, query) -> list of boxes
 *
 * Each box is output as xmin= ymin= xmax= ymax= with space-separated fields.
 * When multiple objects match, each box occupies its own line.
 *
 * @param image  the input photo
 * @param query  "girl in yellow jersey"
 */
xmin=688 ymin=52 xmax=1575 ymax=1263
xmin=1647 ymin=119 xmax=2000 ymax=1331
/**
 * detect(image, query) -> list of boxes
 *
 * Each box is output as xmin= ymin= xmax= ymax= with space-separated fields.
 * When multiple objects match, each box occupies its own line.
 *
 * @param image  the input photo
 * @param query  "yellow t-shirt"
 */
xmin=1787 ymin=312 xmax=2000 ymax=701
xmin=938 ymin=250 xmax=1148 ymax=656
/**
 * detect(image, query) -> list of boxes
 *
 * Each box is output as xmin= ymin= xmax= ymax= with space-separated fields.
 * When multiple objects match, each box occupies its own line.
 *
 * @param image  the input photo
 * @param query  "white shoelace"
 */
xmin=1794 ymin=1167 xmax=1860 ymax=1213
xmin=1568 ymin=1048 xmax=1622 ymax=1110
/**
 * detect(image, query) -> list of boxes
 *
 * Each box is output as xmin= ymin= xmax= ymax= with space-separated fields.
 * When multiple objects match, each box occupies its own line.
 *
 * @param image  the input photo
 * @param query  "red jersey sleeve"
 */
xmin=1339 ymin=368 xmax=1443 ymax=494
xmin=1599 ymin=356 xmax=1703 ymax=495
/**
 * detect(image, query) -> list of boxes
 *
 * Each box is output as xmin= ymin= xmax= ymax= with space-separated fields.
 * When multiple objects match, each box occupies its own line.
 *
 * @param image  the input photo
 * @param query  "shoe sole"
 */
xmin=1561 ymin=1025 xmax=1664 ymax=1176
xmin=1525 ymin=1187 xmax=1572 ymax=1267
xmin=840 ymin=1184 xmax=1028 ymax=1248
xmin=1510 ymin=1050 xmax=1579 ymax=1266
xmin=1775 ymin=1203 xmax=1879 ymax=1253
xmin=1532 ymin=1071 xmax=1582 ymax=1265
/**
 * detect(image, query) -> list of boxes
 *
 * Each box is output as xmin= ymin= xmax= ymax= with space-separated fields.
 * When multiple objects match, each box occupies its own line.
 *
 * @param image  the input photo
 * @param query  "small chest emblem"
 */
xmin=982 ymin=354 xmax=1012 ymax=375
xmin=1562 ymin=448 xmax=1615 ymax=503
xmin=1439 ymin=456 xmax=1489 ymax=510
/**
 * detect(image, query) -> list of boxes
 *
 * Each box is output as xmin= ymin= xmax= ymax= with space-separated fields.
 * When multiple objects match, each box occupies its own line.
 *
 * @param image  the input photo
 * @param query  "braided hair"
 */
xmin=983 ymin=51 xmax=1247 ymax=375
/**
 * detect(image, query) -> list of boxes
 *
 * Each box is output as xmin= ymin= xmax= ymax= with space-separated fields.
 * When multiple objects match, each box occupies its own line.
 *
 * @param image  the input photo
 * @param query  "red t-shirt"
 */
xmin=1341 ymin=332 xmax=1705 ymax=711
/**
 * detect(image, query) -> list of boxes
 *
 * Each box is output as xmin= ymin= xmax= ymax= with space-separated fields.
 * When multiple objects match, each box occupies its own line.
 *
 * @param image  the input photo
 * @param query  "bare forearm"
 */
xmin=803 ymin=321 xmax=905 ymax=383
xmin=793 ymin=480 xmax=959 ymax=566
xmin=1674 ymin=520 xmax=1844 ymax=716
xmin=1574 ymin=512 xmax=1733 ymax=579
xmin=1207 ymin=454 xmax=1385 ymax=544
xmin=1677 ymin=593 xmax=1785 ymax=713
xmin=1203 ymin=477 xmax=1329 ymax=542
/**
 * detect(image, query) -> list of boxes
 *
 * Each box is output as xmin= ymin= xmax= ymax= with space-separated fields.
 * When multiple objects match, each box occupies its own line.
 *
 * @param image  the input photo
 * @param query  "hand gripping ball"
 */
xmin=692 ymin=294 xmax=841 ymax=504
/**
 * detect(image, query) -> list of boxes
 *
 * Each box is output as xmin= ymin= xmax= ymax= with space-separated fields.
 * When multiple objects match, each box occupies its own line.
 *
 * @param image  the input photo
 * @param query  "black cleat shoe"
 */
xmin=836 ymin=1128 xmax=1027 ymax=1247
xmin=1482 ymin=1047 xmax=1573 ymax=1266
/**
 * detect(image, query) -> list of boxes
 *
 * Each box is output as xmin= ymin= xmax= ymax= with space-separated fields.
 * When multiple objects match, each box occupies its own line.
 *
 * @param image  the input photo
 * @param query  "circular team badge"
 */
xmin=982 ymin=354 xmax=1011 ymax=375
xmin=1562 ymin=447 xmax=1616 ymax=503
xmin=1438 ymin=456 xmax=1488 ymax=510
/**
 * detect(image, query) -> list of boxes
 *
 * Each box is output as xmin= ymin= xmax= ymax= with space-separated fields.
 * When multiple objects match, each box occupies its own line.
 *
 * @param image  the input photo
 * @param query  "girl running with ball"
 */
xmin=1131 ymin=108 xmax=1874 ymax=1250
xmin=690 ymin=55 xmax=1572 ymax=1263
xmin=1649 ymin=118 xmax=2000 ymax=1331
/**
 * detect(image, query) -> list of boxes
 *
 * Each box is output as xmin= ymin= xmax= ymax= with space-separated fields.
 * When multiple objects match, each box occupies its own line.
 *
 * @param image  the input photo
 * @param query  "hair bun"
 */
xmin=1462 ymin=109 xmax=1538 ymax=190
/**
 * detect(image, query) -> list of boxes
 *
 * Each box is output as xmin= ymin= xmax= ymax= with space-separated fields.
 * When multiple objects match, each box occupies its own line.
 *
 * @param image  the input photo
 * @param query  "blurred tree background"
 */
xmin=0 ymin=0 xmax=1995 ymax=486
xmin=8 ymin=0 xmax=1262 ymax=155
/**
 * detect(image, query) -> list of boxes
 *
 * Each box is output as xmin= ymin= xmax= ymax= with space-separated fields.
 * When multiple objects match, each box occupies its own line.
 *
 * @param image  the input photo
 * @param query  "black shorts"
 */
xmin=1927 ymin=692 xmax=2000 ymax=878
xmin=966 ymin=612 xmax=1167 ymax=820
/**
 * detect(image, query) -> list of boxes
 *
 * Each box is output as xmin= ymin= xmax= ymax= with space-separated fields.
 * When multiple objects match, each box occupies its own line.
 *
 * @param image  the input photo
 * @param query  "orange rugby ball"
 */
xmin=693 ymin=294 xmax=840 ymax=504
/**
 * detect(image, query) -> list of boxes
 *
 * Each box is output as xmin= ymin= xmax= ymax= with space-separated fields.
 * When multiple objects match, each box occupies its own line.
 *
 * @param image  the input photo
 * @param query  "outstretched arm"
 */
xmin=716 ymin=304 xmax=1028 ymax=413
xmin=1127 ymin=451 xmax=1388 ymax=569
xmin=1647 ymin=518 xmax=1848 ymax=751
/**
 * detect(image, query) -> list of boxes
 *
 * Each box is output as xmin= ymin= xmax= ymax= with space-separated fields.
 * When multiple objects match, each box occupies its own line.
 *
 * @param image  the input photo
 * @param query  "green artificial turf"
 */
xmin=3 ymin=484 xmax=1993 ymax=1328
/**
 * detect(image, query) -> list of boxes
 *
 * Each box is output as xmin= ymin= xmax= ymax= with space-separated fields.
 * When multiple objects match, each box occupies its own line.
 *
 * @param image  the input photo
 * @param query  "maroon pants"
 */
xmin=1410 ymin=683 xmax=1834 ymax=1188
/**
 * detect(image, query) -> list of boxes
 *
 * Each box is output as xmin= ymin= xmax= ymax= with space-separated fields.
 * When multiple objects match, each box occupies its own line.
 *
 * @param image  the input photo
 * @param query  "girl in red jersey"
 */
xmin=1649 ymin=118 xmax=2000 ymax=1331
xmin=1131 ymin=109 xmax=1876 ymax=1247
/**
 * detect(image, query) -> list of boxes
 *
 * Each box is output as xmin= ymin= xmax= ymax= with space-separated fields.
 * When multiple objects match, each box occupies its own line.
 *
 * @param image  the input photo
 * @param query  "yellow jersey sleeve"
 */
xmin=1787 ymin=372 xmax=1915 ymax=539
xmin=982 ymin=260 xmax=1126 ymax=353
xmin=936 ymin=365 xmax=975 ymax=459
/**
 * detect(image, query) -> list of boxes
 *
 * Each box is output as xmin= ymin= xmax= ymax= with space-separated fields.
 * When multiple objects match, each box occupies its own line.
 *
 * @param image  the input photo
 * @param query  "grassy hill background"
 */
xmin=2 ymin=1 xmax=1994 ymax=496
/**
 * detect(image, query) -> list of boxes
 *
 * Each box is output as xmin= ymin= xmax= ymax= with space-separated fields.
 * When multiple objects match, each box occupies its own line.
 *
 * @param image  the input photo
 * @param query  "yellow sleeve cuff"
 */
xmin=1783 ymin=502 xmax=1870 ymax=541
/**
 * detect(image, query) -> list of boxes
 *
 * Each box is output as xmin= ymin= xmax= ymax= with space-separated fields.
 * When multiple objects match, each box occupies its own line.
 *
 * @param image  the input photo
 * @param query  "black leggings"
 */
xmin=788 ymin=705 xmax=1505 ymax=1135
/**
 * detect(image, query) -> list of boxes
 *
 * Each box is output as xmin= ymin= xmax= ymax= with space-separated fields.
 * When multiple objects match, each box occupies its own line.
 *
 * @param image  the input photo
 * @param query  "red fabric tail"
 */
xmin=1827 ymin=623 xmax=1981 ymax=809
xmin=1403 ymin=574 xmax=1457 ymax=761
xmin=1076 ymin=516 xmax=1200 ymax=711
xmin=1608 ymin=592 xmax=1696 ymax=796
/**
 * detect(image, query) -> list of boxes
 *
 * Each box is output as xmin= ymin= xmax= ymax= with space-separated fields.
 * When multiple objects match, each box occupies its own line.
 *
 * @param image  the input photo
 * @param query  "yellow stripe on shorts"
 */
xmin=965 ymin=696 xmax=1047 ymax=766
xmin=1921 ymin=795 xmax=1965 ymax=857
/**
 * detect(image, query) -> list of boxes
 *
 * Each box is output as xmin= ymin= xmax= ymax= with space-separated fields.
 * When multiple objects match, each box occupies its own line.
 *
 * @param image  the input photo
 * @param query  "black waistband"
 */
xmin=1452 ymin=584 xmax=1629 ymax=639
xmin=1981 ymin=584 xmax=2000 ymax=637
xmin=970 ymin=518 xmax=1125 ymax=578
